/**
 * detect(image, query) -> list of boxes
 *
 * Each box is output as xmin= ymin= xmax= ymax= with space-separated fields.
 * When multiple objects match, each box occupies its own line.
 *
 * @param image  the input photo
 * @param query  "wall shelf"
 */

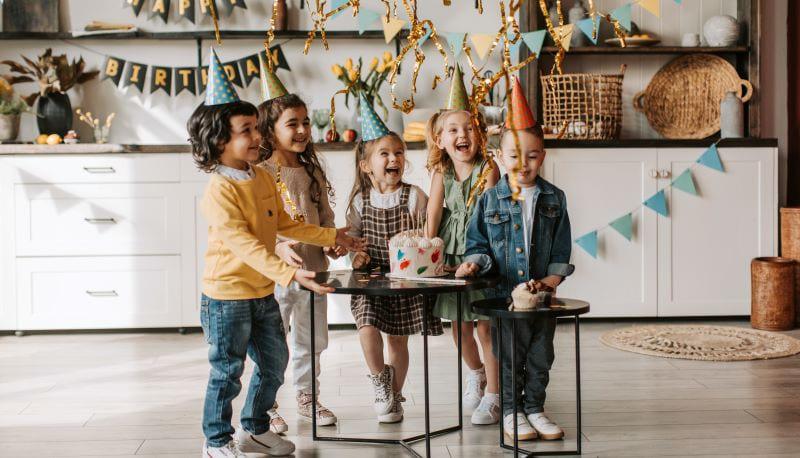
xmin=540 ymin=45 xmax=749 ymax=55
xmin=0 ymin=30 xmax=403 ymax=41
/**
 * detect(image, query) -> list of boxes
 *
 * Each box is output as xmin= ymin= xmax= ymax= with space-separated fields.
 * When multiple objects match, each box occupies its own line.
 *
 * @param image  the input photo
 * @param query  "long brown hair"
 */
xmin=257 ymin=94 xmax=334 ymax=205
xmin=346 ymin=132 xmax=405 ymax=211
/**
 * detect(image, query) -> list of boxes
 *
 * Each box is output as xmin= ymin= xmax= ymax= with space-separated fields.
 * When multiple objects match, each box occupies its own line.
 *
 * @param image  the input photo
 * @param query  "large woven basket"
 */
xmin=634 ymin=54 xmax=752 ymax=139
xmin=540 ymin=65 xmax=625 ymax=140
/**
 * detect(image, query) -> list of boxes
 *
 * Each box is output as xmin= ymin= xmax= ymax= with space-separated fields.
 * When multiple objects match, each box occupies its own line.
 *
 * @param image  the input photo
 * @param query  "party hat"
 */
xmin=359 ymin=93 xmax=391 ymax=141
xmin=445 ymin=65 xmax=469 ymax=111
xmin=205 ymin=47 xmax=239 ymax=106
xmin=505 ymin=76 xmax=536 ymax=130
xmin=259 ymin=52 xmax=288 ymax=102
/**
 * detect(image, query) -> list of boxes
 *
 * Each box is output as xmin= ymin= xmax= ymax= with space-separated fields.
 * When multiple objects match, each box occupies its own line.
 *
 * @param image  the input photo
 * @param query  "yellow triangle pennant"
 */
xmin=470 ymin=33 xmax=495 ymax=59
xmin=381 ymin=16 xmax=406 ymax=44
xmin=638 ymin=0 xmax=660 ymax=17
xmin=552 ymin=24 xmax=575 ymax=51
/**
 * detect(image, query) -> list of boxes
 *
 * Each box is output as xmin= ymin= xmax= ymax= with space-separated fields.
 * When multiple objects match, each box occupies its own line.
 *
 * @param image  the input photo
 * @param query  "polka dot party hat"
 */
xmin=205 ymin=47 xmax=240 ymax=106
xmin=445 ymin=65 xmax=470 ymax=111
xmin=359 ymin=92 xmax=391 ymax=142
xmin=505 ymin=76 xmax=536 ymax=130
xmin=259 ymin=52 xmax=288 ymax=102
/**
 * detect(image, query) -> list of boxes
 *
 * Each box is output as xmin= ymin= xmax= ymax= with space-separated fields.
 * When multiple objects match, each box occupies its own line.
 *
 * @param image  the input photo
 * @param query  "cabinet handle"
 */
xmin=86 ymin=290 xmax=118 ymax=297
xmin=659 ymin=169 xmax=672 ymax=179
xmin=83 ymin=166 xmax=116 ymax=174
xmin=649 ymin=169 xmax=659 ymax=178
xmin=84 ymin=217 xmax=117 ymax=224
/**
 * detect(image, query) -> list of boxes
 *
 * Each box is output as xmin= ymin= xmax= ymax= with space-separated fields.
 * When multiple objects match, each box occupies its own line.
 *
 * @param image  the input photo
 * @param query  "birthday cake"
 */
xmin=388 ymin=230 xmax=446 ymax=278
xmin=510 ymin=280 xmax=554 ymax=311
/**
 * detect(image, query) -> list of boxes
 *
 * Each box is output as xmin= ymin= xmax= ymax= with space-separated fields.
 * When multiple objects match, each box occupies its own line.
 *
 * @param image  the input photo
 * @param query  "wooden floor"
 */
xmin=1 ymin=319 xmax=799 ymax=457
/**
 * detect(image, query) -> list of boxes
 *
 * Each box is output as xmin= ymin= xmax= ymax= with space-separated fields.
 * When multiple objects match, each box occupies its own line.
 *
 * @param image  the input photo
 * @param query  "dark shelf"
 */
xmin=541 ymin=45 xmax=749 ymax=55
xmin=0 ymin=30 xmax=404 ymax=41
xmin=542 ymin=138 xmax=777 ymax=148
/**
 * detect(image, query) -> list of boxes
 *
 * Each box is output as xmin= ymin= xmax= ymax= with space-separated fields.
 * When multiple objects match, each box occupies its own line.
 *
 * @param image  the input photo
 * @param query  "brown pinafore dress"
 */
xmin=350 ymin=184 xmax=443 ymax=336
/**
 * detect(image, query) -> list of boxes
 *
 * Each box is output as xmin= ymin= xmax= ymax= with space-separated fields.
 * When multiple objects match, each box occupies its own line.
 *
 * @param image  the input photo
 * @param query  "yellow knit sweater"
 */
xmin=201 ymin=166 xmax=336 ymax=300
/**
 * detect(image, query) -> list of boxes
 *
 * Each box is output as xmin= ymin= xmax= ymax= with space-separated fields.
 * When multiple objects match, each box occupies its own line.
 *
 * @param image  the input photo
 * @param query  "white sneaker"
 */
xmin=527 ymin=412 xmax=564 ymax=440
xmin=234 ymin=428 xmax=296 ymax=456
xmin=266 ymin=405 xmax=288 ymax=434
xmin=503 ymin=413 xmax=537 ymax=441
xmin=367 ymin=365 xmax=395 ymax=416
xmin=471 ymin=393 xmax=500 ymax=425
xmin=378 ymin=392 xmax=405 ymax=423
xmin=203 ymin=441 xmax=245 ymax=457
xmin=463 ymin=367 xmax=487 ymax=410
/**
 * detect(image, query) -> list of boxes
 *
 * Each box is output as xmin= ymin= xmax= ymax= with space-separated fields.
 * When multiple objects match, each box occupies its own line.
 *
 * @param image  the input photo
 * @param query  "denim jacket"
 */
xmin=464 ymin=175 xmax=575 ymax=298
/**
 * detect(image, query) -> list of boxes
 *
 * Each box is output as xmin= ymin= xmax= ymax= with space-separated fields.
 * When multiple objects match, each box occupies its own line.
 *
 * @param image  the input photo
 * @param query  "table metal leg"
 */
xmin=512 ymin=318 xmax=519 ymax=458
xmin=310 ymin=291 xmax=318 ymax=440
xmin=423 ymin=295 xmax=431 ymax=457
xmin=575 ymin=314 xmax=582 ymax=455
xmin=497 ymin=317 xmax=505 ymax=448
xmin=457 ymin=291 xmax=463 ymax=428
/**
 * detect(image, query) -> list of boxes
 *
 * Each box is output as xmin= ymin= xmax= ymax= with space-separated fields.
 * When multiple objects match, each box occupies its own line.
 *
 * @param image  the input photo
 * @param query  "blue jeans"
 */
xmin=200 ymin=294 xmax=289 ymax=447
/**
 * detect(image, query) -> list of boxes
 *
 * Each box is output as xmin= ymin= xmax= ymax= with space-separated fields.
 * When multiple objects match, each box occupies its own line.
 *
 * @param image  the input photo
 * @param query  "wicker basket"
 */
xmin=540 ymin=65 xmax=625 ymax=140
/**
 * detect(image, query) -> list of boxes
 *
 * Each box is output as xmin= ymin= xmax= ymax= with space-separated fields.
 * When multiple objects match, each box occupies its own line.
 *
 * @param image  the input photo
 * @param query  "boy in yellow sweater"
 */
xmin=191 ymin=49 xmax=363 ymax=458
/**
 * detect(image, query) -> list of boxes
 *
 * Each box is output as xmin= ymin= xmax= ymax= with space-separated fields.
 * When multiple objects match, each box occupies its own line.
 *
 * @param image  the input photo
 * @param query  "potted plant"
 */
xmin=331 ymin=52 xmax=395 ymax=133
xmin=1 ymin=49 xmax=99 ymax=136
xmin=0 ymin=76 xmax=28 ymax=142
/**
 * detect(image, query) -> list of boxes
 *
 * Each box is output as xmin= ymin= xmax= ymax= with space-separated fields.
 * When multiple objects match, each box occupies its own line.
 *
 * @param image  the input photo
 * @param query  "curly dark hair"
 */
xmin=187 ymin=101 xmax=259 ymax=173
xmin=257 ymin=94 xmax=334 ymax=205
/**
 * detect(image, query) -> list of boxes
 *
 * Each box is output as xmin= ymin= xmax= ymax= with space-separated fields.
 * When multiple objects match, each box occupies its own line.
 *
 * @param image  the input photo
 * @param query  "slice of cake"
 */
xmin=388 ymin=229 xmax=446 ymax=278
xmin=510 ymin=280 xmax=554 ymax=311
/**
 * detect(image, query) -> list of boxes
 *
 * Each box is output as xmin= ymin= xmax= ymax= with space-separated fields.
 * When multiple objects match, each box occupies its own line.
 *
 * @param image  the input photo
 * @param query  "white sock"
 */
xmin=484 ymin=392 xmax=500 ymax=403
xmin=470 ymin=366 xmax=486 ymax=375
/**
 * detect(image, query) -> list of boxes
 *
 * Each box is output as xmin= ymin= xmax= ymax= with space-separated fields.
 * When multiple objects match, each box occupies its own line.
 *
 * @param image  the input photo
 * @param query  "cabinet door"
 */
xmin=181 ymin=182 xmax=208 ymax=327
xmin=542 ymin=149 xmax=658 ymax=317
xmin=657 ymin=147 xmax=777 ymax=316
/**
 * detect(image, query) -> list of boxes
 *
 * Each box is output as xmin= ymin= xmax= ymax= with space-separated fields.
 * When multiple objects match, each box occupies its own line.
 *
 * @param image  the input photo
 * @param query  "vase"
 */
xmin=349 ymin=97 xmax=362 ymax=137
xmin=36 ymin=92 xmax=72 ymax=137
xmin=274 ymin=0 xmax=288 ymax=31
xmin=0 ymin=114 xmax=20 ymax=142
xmin=720 ymin=91 xmax=744 ymax=138
xmin=703 ymin=15 xmax=739 ymax=47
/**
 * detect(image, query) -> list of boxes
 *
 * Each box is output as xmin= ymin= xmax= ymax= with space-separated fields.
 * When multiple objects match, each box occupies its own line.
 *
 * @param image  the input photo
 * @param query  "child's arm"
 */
xmin=460 ymin=193 xmax=494 ymax=276
xmin=545 ymin=192 xmax=575 ymax=280
xmin=485 ymin=159 xmax=501 ymax=189
xmin=425 ymin=171 xmax=445 ymax=239
xmin=346 ymin=197 xmax=370 ymax=269
xmin=276 ymin=194 xmax=363 ymax=252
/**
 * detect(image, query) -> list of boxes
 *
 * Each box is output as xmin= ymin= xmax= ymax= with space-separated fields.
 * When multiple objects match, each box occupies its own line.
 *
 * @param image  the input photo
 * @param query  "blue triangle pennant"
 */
xmin=444 ymin=32 xmax=467 ymax=57
xmin=576 ymin=17 xmax=599 ymax=44
xmin=610 ymin=3 xmax=632 ymax=32
xmin=506 ymin=30 xmax=523 ymax=55
xmin=330 ymin=0 xmax=348 ymax=18
xmin=609 ymin=213 xmax=633 ymax=241
xmin=358 ymin=8 xmax=381 ymax=35
xmin=521 ymin=30 xmax=547 ymax=57
xmin=575 ymin=231 xmax=599 ymax=258
xmin=419 ymin=23 xmax=433 ymax=46
xmin=697 ymin=144 xmax=724 ymax=172
xmin=643 ymin=189 xmax=669 ymax=217
xmin=672 ymin=169 xmax=698 ymax=195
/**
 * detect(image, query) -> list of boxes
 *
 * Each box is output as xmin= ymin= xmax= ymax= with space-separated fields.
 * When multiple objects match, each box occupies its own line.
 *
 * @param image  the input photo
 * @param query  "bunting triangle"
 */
xmin=444 ymin=32 xmax=467 ymax=57
xmin=576 ymin=17 xmax=599 ymax=44
xmin=609 ymin=213 xmax=634 ymax=241
xmin=330 ymin=0 xmax=348 ymax=18
xmin=552 ymin=24 xmax=575 ymax=51
xmin=639 ymin=0 xmax=661 ymax=17
xmin=358 ymin=8 xmax=381 ymax=35
xmin=674 ymin=0 xmax=682 ymax=3
xmin=521 ymin=30 xmax=546 ymax=57
xmin=697 ymin=144 xmax=724 ymax=172
xmin=471 ymin=34 xmax=495 ymax=59
xmin=671 ymin=169 xmax=697 ymax=195
xmin=418 ymin=23 xmax=433 ymax=46
xmin=643 ymin=189 xmax=669 ymax=217
xmin=575 ymin=231 xmax=599 ymax=258
xmin=381 ymin=16 xmax=406 ymax=43
xmin=505 ymin=30 xmax=523 ymax=55
xmin=611 ymin=4 xmax=632 ymax=32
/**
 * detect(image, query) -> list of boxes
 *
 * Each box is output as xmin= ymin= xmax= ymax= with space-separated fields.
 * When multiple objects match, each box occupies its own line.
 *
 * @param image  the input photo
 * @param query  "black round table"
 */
xmin=302 ymin=269 xmax=499 ymax=458
xmin=472 ymin=297 xmax=590 ymax=457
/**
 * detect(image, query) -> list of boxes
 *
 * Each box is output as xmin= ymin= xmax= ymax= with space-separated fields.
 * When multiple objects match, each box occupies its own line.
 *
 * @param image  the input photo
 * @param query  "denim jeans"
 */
xmin=200 ymin=294 xmax=289 ymax=447
xmin=492 ymin=316 xmax=557 ymax=416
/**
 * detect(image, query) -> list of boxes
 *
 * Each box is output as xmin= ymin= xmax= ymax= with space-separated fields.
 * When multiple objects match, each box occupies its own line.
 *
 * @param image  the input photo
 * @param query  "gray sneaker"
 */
xmin=202 ymin=441 xmax=245 ymax=457
xmin=367 ymin=365 xmax=395 ymax=416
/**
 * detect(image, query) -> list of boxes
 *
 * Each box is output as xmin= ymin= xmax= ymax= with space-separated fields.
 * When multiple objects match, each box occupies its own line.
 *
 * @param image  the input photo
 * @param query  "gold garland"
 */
xmin=329 ymin=67 xmax=361 ymax=135
xmin=204 ymin=0 xmax=221 ymax=44
xmin=275 ymin=164 xmax=305 ymax=222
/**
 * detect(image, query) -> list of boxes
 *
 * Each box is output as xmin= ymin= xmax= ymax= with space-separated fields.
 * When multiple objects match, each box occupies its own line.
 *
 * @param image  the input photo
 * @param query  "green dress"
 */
xmin=433 ymin=159 xmax=489 ymax=321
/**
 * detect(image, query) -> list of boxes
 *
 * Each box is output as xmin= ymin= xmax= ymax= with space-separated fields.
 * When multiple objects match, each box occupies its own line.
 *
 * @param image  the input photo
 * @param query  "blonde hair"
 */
xmin=425 ymin=109 xmax=486 ymax=174
xmin=347 ymin=132 xmax=406 ymax=211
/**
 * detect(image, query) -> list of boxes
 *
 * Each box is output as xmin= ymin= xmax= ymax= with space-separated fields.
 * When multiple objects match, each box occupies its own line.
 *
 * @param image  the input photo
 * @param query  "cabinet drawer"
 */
xmin=16 ymin=256 xmax=181 ymax=330
xmin=15 ymin=183 xmax=180 ymax=256
xmin=5 ymin=154 xmax=180 ymax=184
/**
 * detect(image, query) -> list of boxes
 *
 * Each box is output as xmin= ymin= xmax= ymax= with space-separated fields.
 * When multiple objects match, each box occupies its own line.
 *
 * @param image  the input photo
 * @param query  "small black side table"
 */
xmin=302 ymin=270 xmax=499 ymax=458
xmin=472 ymin=297 xmax=590 ymax=457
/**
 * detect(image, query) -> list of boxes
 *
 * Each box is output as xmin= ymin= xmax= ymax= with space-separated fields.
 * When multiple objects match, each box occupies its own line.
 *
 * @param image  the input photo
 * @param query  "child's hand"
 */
xmin=538 ymin=275 xmax=563 ymax=294
xmin=276 ymin=241 xmax=303 ymax=267
xmin=323 ymin=246 xmax=339 ymax=259
xmin=455 ymin=262 xmax=479 ymax=278
xmin=335 ymin=226 xmax=366 ymax=252
xmin=351 ymin=251 xmax=371 ymax=270
xmin=293 ymin=269 xmax=335 ymax=295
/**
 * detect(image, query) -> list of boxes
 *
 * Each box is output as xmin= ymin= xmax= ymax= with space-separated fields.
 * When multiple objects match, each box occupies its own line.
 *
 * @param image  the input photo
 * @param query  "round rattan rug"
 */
xmin=600 ymin=325 xmax=800 ymax=361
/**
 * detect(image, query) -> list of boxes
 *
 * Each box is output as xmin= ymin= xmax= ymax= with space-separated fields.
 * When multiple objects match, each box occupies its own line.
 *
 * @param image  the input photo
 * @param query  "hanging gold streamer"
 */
xmin=329 ymin=68 xmax=361 ymax=136
xmin=304 ymin=0 xmax=361 ymax=55
xmin=539 ymin=0 xmax=565 ymax=75
xmin=263 ymin=0 xmax=280 ymax=71
xmin=205 ymin=0 xmax=221 ymax=44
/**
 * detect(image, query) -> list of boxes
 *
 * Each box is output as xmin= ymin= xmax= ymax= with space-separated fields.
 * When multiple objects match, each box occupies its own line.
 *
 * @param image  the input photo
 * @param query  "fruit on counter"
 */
xmin=46 ymin=134 xmax=63 ymax=145
xmin=325 ymin=129 xmax=340 ymax=142
xmin=64 ymin=130 xmax=79 ymax=144
xmin=342 ymin=129 xmax=357 ymax=143
xmin=35 ymin=134 xmax=49 ymax=144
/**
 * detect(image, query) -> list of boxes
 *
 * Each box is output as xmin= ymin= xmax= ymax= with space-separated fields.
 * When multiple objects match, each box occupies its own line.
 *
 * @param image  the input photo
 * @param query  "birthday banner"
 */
xmin=102 ymin=45 xmax=290 ymax=97
xmin=574 ymin=142 xmax=724 ymax=259
xmin=124 ymin=0 xmax=246 ymax=23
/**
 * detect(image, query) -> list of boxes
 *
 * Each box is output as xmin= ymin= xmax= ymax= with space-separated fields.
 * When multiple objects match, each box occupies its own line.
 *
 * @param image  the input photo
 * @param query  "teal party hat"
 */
xmin=205 ymin=47 xmax=239 ymax=106
xmin=359 ymin=93 xmax=391 ymax=141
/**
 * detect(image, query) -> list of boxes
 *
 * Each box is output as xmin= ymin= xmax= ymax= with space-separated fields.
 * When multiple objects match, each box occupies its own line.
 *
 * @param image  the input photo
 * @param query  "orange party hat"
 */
xmin=505 ymin=77 xmax=537 ymax=130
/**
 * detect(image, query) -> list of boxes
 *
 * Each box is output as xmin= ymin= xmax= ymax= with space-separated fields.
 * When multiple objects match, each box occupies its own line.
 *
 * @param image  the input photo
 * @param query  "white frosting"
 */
xmin=418 ymin=238 xmax=432 ymax=249
xmin=430 ymin=237 xmax=444 ymax=247
xmin=510 ymin=283 xmax=537 ymax=311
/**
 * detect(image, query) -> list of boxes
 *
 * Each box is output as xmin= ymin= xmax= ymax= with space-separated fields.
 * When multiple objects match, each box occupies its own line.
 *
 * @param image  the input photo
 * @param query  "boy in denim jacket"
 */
xmin=456 ymin=78 xmax=574 ymax=442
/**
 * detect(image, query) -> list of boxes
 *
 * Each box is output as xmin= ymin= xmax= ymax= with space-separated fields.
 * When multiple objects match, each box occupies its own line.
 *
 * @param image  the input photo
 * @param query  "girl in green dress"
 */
xmin=425 ymin=109 xmax=500 ymax=425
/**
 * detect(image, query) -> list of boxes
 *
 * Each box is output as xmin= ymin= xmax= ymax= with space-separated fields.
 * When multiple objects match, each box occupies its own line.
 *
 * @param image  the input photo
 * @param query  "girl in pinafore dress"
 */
xmin=425 ymin=65 xmax=501 ymax=426
xmin=347 ymin=94 xmax=443 ymax=424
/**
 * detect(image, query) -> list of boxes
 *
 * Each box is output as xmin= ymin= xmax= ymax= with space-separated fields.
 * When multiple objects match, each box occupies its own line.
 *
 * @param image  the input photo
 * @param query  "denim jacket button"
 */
xmin=516 ymin=247 xmax=523 ymax=254
xmin=517 ymin=270 xmax=524 ymax=276
xmin=514 ymin=223 xmax=520 ymax=230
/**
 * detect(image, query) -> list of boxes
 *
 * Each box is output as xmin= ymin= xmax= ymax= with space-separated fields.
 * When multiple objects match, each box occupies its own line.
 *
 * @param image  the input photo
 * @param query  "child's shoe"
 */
xmin=202 ymin=441 xmax=245 ymax=457
xmin=367 ymin=365 xmax=395 ymax=416
xmin=266 ymin=403 xmax=288 ymax=434
xmin=470 ymin=392 xmax=500 ymax=425
xmin=297 ymin=391 xmax=338 ymax=426
xmin=378 ymin=392 xmax=405 ymax=423
xmin=527 ymin=412 xmax=564 ymax=440
xmin=463 ymin=366 xmax=487 ymax=410
xmin=234 ymin=428 xmax=295 ymax=456
xmin=503 ymin=413 xmax=537 ymax=441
